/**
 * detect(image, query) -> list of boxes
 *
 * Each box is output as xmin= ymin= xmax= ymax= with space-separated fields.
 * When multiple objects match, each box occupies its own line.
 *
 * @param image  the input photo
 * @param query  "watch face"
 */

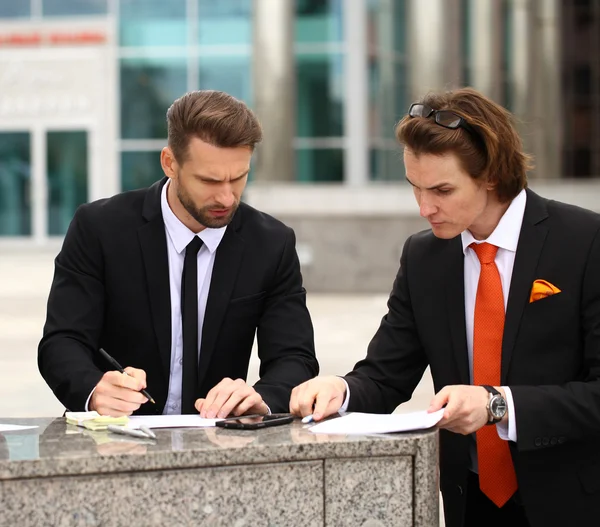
xmin=490 ymin=395 xmax=507 ymax=419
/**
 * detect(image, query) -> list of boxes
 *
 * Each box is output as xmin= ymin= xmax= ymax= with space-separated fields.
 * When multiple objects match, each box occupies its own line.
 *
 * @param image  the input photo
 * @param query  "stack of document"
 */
xmin=65 ymin=411 xmax=129 ymax=431
xmin=309 ymin=409 xmax=445 ymax=435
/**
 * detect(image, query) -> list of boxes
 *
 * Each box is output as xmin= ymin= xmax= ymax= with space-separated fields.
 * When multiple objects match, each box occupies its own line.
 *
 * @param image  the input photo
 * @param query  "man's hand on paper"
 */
xmin=428 ymin=384 xmax=491 ymax=435
xmin=90 ymin=367 xmax=148 ymax=417
xmin=289 ymin=375 xmax=346 ymax=421
xmin=195 ymin=378 xmax=268 ymax=419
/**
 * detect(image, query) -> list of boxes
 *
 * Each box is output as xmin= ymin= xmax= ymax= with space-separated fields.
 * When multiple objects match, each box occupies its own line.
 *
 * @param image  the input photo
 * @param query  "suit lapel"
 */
xmin=445 ymin=237 xmax=471 ymax=385
xmin=138 ymin=179 xmax=172 ymax=378
xmin=501 ymin=189 xmax=549 ymax=382
xmin=197 ymin=210 xmax=245 ymax=389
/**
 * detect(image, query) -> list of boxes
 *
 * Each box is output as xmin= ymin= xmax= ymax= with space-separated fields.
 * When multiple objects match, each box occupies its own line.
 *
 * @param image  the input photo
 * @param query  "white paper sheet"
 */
xmin=308 ymin=409 xmax=445 ymax=435
xmin=127 ymin=415 xmax=223 ymax=429
xmin=0 ymin=424 xmax=39 ymax=432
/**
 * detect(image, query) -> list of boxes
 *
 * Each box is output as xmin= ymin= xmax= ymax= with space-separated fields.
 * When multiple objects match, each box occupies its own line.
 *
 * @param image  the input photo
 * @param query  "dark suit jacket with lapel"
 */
xmin=344 ymin=189 xmax=600 ymax=527
xmin=38 ymin=178 xmax=318 ymax=415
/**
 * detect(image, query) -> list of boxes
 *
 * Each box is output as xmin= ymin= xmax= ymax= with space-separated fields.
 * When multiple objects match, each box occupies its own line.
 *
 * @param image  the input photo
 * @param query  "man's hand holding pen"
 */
xmin=89 ymin=367 xmax=149 ymax=417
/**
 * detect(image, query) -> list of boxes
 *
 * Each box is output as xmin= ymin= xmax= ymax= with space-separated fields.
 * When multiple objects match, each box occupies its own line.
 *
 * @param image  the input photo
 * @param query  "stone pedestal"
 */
xmin=0 ymin=417 xmax=439 ymax=526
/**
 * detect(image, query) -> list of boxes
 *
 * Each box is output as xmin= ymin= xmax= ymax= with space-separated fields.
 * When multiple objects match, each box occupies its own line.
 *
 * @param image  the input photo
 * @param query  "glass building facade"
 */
xmin=0 ymin=0 xmax=594 ymax=241
xmin=118 ymin=0 xmax=352 ymax=187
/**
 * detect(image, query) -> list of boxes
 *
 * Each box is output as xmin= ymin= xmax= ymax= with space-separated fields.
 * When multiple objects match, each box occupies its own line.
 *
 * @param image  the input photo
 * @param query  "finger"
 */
xmin=96 ymin=377 xmax=147 ymax=405
xmin=295 ymin=382 xmax=322 ymax=417
xmin=200 ymin=378 xmax=233 ymax=418
xmin=312 ymin=387 xmax=338 ymax=421
xmin=214 ymin=387 xmax=251 ymax=419
xmin=195 ymin=398 xmax=205 ymax=413
xmin=440 ymin=392 xmax=464 ymax=423
xmin=428 ymin=388 xmax=450 ymax=412
xmin=94 ymin=396 xmax=142 ymax=416
xmin=123 ymin=367 xmax=147 ymax=389
xmin=206 ymin=381 xmax=248 ymax=419
xmin=104 ymin=370 xmax=144 ymax=392
xmin=231 ymin=392 xmax=265 ymax=416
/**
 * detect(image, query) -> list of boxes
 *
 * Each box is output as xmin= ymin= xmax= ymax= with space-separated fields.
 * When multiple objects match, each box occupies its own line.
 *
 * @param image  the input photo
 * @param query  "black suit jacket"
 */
xmin=344 ymin=189 xmax=600 ymax=527
xmin=38 ymin=178 xmax=318 ymax=414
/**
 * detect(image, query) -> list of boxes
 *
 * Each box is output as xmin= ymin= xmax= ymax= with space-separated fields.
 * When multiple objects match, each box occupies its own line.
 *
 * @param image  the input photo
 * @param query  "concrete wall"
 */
xmin=245 ymin=181 xmax=600 ymax=292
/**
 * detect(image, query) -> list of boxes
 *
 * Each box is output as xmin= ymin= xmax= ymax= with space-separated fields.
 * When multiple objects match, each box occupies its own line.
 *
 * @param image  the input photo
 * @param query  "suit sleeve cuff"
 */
xmin=496 ymin=386 xmax=517 ymax=442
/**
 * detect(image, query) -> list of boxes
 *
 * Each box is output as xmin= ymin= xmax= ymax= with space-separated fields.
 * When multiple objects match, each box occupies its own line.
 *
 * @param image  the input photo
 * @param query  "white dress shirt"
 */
xmin=85 ymin=181 xmax=227 ymax=413
xmin=160 ymin=181 xmax=227 ymax=414
xmin=461 ymin=188 xmax=526 ymax=442
xmin=340 ymin=189 xmax=528 ymax=446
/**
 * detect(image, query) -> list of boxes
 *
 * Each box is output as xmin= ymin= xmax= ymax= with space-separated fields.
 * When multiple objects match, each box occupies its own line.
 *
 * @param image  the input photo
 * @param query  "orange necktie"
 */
xmin=471 ymin=242 xmax=518 ymax=507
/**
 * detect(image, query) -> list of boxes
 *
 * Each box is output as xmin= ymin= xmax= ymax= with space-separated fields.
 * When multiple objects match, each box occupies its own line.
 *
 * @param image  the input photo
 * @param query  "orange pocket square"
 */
xmin=529 ymin=279 xmax=561 ymax=303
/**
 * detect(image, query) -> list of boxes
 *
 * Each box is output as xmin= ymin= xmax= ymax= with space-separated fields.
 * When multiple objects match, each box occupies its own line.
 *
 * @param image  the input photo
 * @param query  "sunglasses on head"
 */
xmin=408 ymin=103 xmax=476 ymax=134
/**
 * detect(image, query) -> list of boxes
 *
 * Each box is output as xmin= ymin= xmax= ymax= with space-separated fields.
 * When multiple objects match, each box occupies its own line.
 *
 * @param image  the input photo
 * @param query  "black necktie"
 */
xmin=181 ymin=236 xmax=203 ymax=414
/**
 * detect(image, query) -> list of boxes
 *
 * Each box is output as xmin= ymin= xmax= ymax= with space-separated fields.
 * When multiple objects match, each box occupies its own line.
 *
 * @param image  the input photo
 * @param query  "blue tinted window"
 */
xmin=43 ymin=0 xmax=107 ymax=16
xmin=0 ymin=2 xmax=31 ymax=17
xmin=296 ymin=148 xmax=343 ymax=182
xmin=120 ymin=58 xmax=187 ymax=139
xmin=47 ymin=131 xmax=88 ymax=235
xmin=199 ymin=55 xmax=251 ymax=104
xmin=121 ymin=152 xmax=164 ymax=191
xmin=297 ymin=52 xmax=344 ymax=137
xmin=295 ymin=0 xmax=343 ymax=43
xmin=198 ymin=0 xmax=252 ymax=45
xmin=370 ymin=148 xmax=403 ymax=181
xmin=0 ymin=132 xmax=31 ymax=235
xmin=119 ymin=0 xmax=187 ymax=47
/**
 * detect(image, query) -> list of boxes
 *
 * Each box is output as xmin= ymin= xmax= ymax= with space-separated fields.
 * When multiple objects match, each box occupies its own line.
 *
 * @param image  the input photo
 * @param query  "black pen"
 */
xmin=98 ymin=347 xmax=156 ymax=404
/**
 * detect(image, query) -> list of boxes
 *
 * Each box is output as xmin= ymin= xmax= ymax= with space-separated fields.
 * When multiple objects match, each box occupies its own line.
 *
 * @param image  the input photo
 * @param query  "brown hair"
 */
xmin=166 ymin=90 xmax=263 ymax=163
xmin=395 ymin=87 xmax=532 ymax=202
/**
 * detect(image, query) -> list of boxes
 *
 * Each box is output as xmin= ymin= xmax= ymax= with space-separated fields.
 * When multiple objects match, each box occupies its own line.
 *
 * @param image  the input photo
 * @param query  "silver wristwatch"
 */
xmin=482 ymin=385 xmax=507 ymax=425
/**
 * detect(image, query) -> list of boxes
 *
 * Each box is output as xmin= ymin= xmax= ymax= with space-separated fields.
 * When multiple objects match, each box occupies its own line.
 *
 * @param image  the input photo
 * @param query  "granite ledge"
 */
xmin=0 ymin=417 xmax=438 ymax=481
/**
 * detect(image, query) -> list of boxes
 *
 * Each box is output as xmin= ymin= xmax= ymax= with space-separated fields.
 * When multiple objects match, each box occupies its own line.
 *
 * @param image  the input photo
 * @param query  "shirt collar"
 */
xmin=160 ymin=180 xmax=227 ymax=255
xmin=461 ymin=188 xmax=527 ymax=255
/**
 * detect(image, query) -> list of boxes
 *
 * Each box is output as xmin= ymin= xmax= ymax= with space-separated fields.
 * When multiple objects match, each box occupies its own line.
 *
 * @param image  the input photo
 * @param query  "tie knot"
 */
xmin=471 ymin=242 xmax=498 ymax=264
xmin=186 ymin=236 xmax=203 ymax=256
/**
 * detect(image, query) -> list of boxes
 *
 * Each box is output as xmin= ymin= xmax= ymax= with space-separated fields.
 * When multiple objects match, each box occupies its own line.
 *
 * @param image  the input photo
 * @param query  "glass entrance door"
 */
xmin=0 ymin=128 xmax=89 ymax=240
xmin=0 ymin=132 xmax=32 ymax=236
xmin=46 ymin=131 xmax=88 ymax=236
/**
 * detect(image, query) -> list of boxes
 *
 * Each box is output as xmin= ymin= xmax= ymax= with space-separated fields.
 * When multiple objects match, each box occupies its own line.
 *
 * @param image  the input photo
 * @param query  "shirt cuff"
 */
xmin=496 ymin=386 xmax=517 ymax=442
xmin=338 ymin=377 xmax=350 ymax=413
xmin=84 ymin=386 xmax=97 ymax=412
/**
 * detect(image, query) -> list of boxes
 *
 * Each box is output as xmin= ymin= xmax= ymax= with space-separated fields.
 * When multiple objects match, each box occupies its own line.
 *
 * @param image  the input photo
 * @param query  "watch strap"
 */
xmin=481 ymin=384 xmax=500 ymax=396
xmin=481 ymin=385 xmax=503 ymax=424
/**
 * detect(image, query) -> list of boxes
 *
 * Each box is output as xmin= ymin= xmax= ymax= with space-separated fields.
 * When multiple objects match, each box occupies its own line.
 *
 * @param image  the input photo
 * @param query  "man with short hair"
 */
xmin=40 ymin=90 xmax=318 ymax=418
xmin=290 ymin=87 xmax=600 ymax=527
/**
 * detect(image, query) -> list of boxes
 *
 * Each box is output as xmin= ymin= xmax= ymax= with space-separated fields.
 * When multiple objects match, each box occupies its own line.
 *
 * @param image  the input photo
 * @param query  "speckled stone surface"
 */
xmin=1 ymin=461 xmax=323 ymax=526
xmin=325 ymin=456 xmax=413 ymax=526
xmin=0 ymin=417 xmax=439 ymax=526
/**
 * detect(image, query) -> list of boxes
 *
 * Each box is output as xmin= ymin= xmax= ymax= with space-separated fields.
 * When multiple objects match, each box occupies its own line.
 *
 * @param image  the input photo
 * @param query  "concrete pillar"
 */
xmin=252 ymin=0 xmax=295 ymax=181
xmin=530 ymin=0 xmax=561 ymax=179
xmin=407 ymin=0 xmax=446 ymax=100
xmin=407 ymin=0 xmax=463 ymax=100
xmin=468 ymin=0 xmax=503 ymax=101
xmin=344 ymin=0 xmax=369 ymax=185
xmin=443 ymin=0 xmax=464 ymax=89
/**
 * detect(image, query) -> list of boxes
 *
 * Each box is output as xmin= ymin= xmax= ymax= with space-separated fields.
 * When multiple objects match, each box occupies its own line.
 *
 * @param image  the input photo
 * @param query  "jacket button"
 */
xmin=542 ymin=437 xmax=549 ymax=446
xmin=558 ymin=437 xmax=566 ymax=444
xmin=550 ymin=437 xmax=557 ymax=446
xmin=534 ymin=437 xmax=542 ymax=447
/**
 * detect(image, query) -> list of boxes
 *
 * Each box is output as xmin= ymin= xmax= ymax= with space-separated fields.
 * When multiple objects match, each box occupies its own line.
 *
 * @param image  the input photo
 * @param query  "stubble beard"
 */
xmin=176 ymin=183 xmax=238 ymax=229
